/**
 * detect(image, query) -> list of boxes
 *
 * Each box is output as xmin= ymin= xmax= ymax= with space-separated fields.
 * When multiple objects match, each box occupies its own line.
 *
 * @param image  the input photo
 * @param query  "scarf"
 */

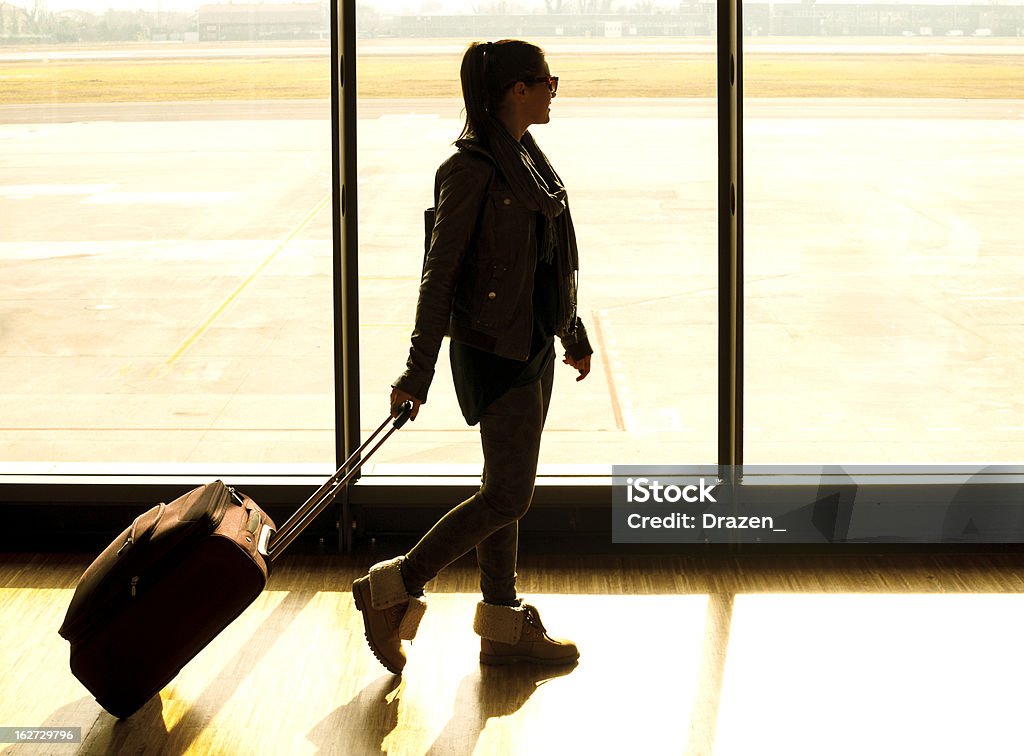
xmin=457 ymin=121 xmax=579 ymax=336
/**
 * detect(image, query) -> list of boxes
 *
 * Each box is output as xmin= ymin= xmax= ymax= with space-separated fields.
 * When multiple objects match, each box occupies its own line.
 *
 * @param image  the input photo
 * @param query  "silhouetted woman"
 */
xmin=352 ymin=39 xmax=593 ymax=674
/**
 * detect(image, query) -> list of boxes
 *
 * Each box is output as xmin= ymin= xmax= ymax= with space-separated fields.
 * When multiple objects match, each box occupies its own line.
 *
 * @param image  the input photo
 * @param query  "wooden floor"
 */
xmin=3 ymin=551 xmax=1024 ymax=756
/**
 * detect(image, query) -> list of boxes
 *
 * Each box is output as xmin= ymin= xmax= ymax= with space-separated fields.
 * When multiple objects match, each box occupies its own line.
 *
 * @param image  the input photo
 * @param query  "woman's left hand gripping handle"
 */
xmin=390 ymin=388 xmax=422 ymax=425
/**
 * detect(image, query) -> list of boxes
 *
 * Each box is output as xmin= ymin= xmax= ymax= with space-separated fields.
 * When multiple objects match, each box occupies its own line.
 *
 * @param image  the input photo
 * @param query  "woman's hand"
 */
xmin=390 ymin=387 xmax=423 ymax=421
xmin=562 ymin=353 xmax=592 ymax=382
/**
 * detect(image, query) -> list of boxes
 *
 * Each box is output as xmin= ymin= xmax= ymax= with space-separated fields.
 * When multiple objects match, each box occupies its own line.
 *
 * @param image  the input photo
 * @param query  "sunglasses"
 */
xmin=504 ymin=76 xmax=559 ymax=94
xmin=530 ymin=76 xmax=558 ymax=93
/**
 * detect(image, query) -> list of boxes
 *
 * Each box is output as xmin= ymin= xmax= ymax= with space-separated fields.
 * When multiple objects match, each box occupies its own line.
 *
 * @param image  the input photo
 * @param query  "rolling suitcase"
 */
xmin=58 ymin=404 xmax=412 ymax=719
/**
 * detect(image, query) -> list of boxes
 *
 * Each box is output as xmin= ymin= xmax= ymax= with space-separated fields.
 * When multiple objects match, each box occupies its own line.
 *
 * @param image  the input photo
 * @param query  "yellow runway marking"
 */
xmin=157 ymin=191 xmax=331 ymax=373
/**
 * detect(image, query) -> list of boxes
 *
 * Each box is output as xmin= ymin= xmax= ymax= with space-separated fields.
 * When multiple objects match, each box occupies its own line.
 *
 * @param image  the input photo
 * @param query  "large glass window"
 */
xmin=8 ymin=1 xmax=1018 ymax=476
xmin=356 ymin=11 xmax=718 ymax=472
xmin=743 ymin=22 xmax=1024 ymax=463
xmin=0 ymin=23 xmax=335 ymax=467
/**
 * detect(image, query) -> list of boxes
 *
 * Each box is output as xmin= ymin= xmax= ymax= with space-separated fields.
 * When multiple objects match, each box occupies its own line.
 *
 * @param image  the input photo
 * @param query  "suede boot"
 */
xmin=352 ymin=556 xmax=427 ymax=674
xmin=473 ymin=600 xmax=579 ymax=666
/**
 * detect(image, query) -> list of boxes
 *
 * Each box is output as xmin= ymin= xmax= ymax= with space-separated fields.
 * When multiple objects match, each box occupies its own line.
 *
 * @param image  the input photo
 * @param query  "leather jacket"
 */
xmin=393 ymin=140 xmax=593 ymax=403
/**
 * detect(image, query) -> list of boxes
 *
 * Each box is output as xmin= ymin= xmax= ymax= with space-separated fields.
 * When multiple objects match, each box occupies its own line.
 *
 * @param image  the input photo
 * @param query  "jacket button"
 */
xmin=503 ymin=198 xmax=511 ymax=205
xmin=487 ymin=291 xmax=497 ymax=300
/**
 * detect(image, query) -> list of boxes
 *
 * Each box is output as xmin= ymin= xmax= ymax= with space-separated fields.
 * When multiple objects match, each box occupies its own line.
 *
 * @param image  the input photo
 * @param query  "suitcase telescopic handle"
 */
xmin=265 ymin=402 xmax=414 ymax=560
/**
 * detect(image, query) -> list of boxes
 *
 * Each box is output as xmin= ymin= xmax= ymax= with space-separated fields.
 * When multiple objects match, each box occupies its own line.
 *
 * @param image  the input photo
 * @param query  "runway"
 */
xmin=1 ymin=96 xmax=1022 ymax=467
xmin=2 ymin=97 xmax=1022 ymax=125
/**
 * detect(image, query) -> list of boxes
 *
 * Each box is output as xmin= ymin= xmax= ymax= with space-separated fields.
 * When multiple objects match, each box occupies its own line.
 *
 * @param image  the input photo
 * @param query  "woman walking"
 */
xmin=352 ymin=39 xmax=593 ymax=674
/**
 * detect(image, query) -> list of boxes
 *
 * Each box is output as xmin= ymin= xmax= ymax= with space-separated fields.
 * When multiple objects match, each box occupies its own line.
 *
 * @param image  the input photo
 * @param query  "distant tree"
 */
xmin=52 ymin=17 xmax=80 ymax=42
xmin=472 ymin=0 xmax=532 ymax=12
xmin=473 ymin=0 xmax=509 ymax=14
xmin=95 ymin=8 xmax=151 ymax=41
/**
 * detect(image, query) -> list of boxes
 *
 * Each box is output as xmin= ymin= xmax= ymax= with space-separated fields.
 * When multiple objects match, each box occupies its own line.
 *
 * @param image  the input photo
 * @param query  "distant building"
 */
xmin=364 ymin=6 xmax=1024 ymax=39
xmin=745 ymin=3 xmax=1023 ymax=37
xmin=196 ymin=2 xmax=327 ymax=41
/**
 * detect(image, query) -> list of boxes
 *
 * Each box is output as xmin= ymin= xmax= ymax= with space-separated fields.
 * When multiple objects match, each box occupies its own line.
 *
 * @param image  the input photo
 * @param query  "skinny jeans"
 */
xmin=401 ymin=353 xmax=555 ymax=605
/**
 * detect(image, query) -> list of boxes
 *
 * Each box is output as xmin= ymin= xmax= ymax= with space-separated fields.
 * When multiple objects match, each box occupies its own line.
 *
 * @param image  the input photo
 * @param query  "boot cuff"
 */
xmin=473 ymin=601 xmax=524 ymax=645
xmin=398 ymin=595 xmax=428 ymax=640
xmin=368 ymin=556 xmax=409 ymax=610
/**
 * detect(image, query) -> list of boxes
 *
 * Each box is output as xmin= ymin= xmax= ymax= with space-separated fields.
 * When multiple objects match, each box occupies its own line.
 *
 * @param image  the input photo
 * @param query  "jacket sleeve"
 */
xmin=557 ymin=316 xmax=594 ymax=361
xmin=392 ymin=156 xmax=492 ymax=402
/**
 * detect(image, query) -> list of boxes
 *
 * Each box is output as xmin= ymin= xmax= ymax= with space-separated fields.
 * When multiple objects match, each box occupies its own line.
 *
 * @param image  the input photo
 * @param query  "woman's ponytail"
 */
xmin=457 ymin=39 xmax=545 ymax=148
xmin=458 ymin=42 xmax=493 ymax=145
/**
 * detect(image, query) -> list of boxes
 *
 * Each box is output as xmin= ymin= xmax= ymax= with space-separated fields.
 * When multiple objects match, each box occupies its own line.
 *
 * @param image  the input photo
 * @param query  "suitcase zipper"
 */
xmin=130 ymin=576 xmax=139 ymax=598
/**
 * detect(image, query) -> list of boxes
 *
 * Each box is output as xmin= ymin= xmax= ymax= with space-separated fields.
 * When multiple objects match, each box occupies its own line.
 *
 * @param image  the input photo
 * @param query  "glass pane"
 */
xmin=357 ymin=11 xmax=718 ymax=472
xmin=0 ymin=22 xmax=334 ymax=467
xmin=743 ymin=22 xmax=1024 ymax=463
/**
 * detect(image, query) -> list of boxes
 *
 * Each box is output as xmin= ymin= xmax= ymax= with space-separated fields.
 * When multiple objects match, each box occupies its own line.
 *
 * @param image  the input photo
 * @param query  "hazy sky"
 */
xmin=15 ymin=0 xmax=1021 ymax=18
xmin=13 ymin=0 xmax=479 ymax=12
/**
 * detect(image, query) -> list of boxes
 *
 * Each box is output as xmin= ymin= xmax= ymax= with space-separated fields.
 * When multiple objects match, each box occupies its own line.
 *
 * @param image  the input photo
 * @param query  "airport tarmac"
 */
xmin=3 ymin=37 xmax=1024 ymax=63
xmin=3 ymin=97 xmax=1024 ymax=124
xmin=1 ymin=96 xmax=1022 ymax=470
